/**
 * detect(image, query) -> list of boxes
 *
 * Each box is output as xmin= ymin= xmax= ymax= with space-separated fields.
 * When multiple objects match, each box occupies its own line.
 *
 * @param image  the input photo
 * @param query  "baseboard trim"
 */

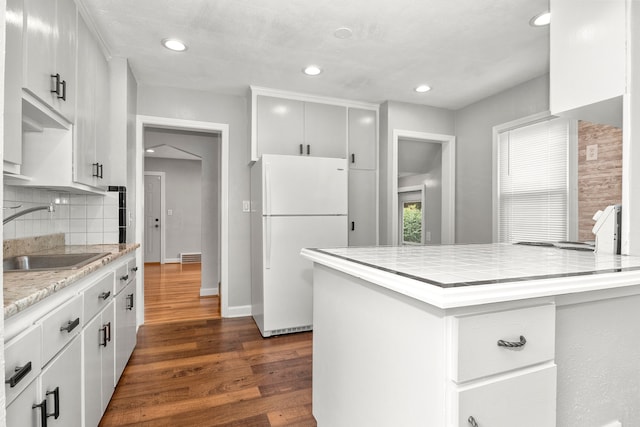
xmin=164 ymin=258 xmax=180 ymax=264
xmin=200 ymin=287 xmax=219 ymax=297
xmin=225 ymin=304 xmax=252 ymax=318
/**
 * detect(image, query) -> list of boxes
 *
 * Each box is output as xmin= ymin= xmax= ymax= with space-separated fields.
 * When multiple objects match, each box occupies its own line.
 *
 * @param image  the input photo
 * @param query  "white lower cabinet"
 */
xmin=39 ymin=335 xmax=83 ymax=427
xmin=3 ymin=252 xmax=138 ymax=427
xmin=115 ymin=278 xmax=137 ymax=380
xmin=456 ymin=365 xmax=557 ymax=427
xmin=83 ymin=301 xmax=115 ymax=427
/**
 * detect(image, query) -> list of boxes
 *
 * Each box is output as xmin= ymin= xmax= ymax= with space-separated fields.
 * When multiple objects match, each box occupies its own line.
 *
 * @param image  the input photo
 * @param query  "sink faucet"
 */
xmin=3 ymin=203 xmax=55 ymax=225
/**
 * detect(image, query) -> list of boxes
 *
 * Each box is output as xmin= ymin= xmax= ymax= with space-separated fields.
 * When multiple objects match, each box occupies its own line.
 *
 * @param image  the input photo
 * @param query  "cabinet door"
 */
xmin=348 ymin=169 xmax=377 ymax=246
xmin=83 ymin=313 xmax=103 ymax=427
xmin=115 ymin=279 xmax=137 ymax=381
xmin=93 ymin=45 xmax=110 ymax=189
xmin=4 ymin=0 xmax=24 ymax=168
xmin=348 ymin=108 xmax=376 ymax=170
xmin=23 ymin=0 xmax=56 ymax=105
xmin=304 ymin=102 xmax=347 ymax=158
xmin=101 ymin=304 xmax=116 ymax=411
xmin=6 ymin=379 xmax=40 ymax=427
xmin=74 ymin=15 xmax=97 ymax=187
xmin=256 ymin=95 xmax=304 ymax=157
xmin=52 ymin=0 xmax=76 ymax=121
xmin=40 ymin=336 xmax=82 ymax=427
xmin=457 ymin=365 xmax=556 ymax=427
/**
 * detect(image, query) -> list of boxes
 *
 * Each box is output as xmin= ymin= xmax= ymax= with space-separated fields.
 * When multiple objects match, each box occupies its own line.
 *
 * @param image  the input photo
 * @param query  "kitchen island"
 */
xmin=301 ymin=244 xmax=640 ymax=427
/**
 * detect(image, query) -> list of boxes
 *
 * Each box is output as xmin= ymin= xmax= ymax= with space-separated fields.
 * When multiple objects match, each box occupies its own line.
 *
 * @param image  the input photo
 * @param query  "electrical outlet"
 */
xmin=242 ymin=200 xmax=251 ymax=212
xmin=586 ymin=144 xmax=598 ymax=161
xmin=167 ymin=209 xmax=173 ymax=216
xmin=425 ymin=231 xmax=431 ymax=242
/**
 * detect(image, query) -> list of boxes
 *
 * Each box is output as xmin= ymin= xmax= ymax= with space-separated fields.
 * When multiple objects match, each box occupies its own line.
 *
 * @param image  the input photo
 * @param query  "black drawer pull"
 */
xmin=131 ymin=266 xmax=139 ymax=272
xmin=120 ymin=274 xmax=129 ymax=282
xmin=33 ymin=398 xmax=48 ymax=427
xmin=99 ymin=291 xmax=111 ymax=300
xmin=46 ymin=386 xmax=60 ymax=419
xmin=497 ymin=335 xmax=527 ymax=348
xmin=126 ymin=293 xmax=135 ymax=310
xmin=60 ymin=317 xmax=80 ymax=333
xmin=468 ymin=415 xmax=479 ymax=427
xmin=5 ymin=361 xmax=32 ymax=387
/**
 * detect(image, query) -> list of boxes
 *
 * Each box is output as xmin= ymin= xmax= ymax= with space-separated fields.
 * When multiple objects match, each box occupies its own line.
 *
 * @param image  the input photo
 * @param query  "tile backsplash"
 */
xmin=3 ymin=185 xmax=119 ymax=244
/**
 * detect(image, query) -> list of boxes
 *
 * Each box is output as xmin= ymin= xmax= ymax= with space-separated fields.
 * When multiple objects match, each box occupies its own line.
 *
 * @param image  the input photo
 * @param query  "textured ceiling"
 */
xmin=80 ymin=0 xmax=549 ymax=110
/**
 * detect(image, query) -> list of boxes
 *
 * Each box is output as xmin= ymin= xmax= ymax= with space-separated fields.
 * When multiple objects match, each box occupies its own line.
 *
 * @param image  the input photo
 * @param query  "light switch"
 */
xmin=242 ymin=200 xmax=251 ymax=212
xmin=167 ymin=209 xmax=173 ymax=216
xmin=586 ymin=144 xmax=598 ymax=161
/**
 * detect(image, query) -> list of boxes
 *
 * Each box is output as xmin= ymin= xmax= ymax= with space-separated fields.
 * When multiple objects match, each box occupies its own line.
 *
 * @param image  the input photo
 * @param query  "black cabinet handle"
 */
xmin=60 ymin=317 xmax=80 ymax=333
xmin=120 ymin=274 xmax=129 ymax=282
xmin=107 ymin=321 xmax=111 ymax=343
xmin=351 ymin=221 xmax=355 ymax=231
xmin=5 ymin=361 xmax=32 ymax=388
xmin=497 ymin=335 xmax=527 ymax=348
xmin=307 ymin=144 xmax=310 ymax=155
xmin=92 ymin=162 xmax=100 ymax=178
xmin=58 ymin=79 xmax=66 ymax=101
xmin=33 ymin=399 xmax=48 ymax=427
xmin=100 ymin=324 xmax=108 ymax=347
xmin=98 ymin=163 xmax=104 ymax=179
xmin=351 ymin=153 xmax=355 ymax=164
xmin=50 ymin=73 xmax=61 ymax=96
xmin=131 ymin=266 xmax=139 ymax=272
xmin=299 ymin=144 xmax=303 ymax=155
xmin=99 ymin=291 xmax=111 ymax=300
xmin=46 ymin=386 xmax=60 ymax=419
xmin=126 ymin=293 xmax=134 ymax=310
xmin=468 ymin=416 xmax=479 ymax=427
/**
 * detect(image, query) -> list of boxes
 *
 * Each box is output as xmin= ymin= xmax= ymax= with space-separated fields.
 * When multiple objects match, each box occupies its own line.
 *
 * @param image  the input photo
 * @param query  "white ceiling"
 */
xmin=80 ymin=0 xmax=550 ymax=110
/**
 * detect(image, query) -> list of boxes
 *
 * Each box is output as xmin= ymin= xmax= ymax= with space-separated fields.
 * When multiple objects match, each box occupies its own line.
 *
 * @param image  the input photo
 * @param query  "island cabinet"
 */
xmin=3 ymin=252 xmax=138 ymax=427
xmin=23 ymin=0 xmax=77 ymax=122
xmin=550 ymin=0 xmax=626 ymax=114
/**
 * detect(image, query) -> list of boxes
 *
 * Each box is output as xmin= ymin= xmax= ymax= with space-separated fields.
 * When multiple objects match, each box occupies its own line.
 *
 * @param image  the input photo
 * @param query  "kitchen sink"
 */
xmin=3 ymin=253 xmax=110 ymax=272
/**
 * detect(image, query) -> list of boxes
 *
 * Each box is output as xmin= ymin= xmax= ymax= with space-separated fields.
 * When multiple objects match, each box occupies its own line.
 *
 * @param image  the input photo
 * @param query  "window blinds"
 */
xmin=498 ymin=118 xmax=569 ymax=243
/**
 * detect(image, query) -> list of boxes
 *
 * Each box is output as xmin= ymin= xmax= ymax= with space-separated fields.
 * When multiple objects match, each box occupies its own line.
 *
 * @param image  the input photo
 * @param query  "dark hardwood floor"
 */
xmin=99 ymin=263 xmax=315 ymax=426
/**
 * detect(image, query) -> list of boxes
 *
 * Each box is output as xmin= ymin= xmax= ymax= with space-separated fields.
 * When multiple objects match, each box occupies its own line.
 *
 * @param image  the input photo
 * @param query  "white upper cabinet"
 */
xmin=23 ymin=0 xmax=77 ymax=121
xmin=550 ymin=0 xmax=626 ymax=114
xmin=348 ymin=108 xmax=377 ymax=170
xmin=3 ymin=0 xmax=24 ymax=171
xmin=303 ymin=102 xmax=347 ymax=158
xmin=255 ymin=95 xmax=304 ymax=157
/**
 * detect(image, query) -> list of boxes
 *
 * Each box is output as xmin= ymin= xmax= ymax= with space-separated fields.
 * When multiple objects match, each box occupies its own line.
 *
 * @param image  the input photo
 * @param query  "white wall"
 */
xmin=144 ymin=157 xmax=203 ymax=261
xmin=379 ymin=101 xmax=455 ymax=244
xmin=453 ymin=74 xmax=550 ymax=243
xmin=136 ymin=86 xmax=250 ymax=309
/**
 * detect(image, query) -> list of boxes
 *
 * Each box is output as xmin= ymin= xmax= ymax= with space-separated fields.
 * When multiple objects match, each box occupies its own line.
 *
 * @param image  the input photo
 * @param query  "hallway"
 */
xmin=99 ymin=263 xmax=315 ymax=426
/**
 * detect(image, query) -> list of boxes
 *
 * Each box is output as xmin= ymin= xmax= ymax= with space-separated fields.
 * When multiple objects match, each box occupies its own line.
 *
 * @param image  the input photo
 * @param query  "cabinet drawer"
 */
xmin=451 ymin=304 xmax=555 ymax=383
xmin=456 ymin=365 xmax=556 ymax=427
xmin=116 ymin=261 xmax=132 ymax=293
xmin=4 ymin=325 xmax=42 ymax=405
xmin=39 ymin=294 xmax=82 ymax=365
xmin=128 ymin=258 xmax=139 ymax=283
xmin=83 ymin=271 xmax=115 ymax=323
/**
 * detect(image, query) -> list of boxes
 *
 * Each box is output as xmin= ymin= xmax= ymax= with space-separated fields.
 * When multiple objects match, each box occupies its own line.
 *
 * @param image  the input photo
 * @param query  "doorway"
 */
xmin=391 ymin=130 xmax=456 ymax=245
xmin=136 ymin=115 xmax=230 ymax=323
xmin=144 ymin=172 xmax=164 ymax=262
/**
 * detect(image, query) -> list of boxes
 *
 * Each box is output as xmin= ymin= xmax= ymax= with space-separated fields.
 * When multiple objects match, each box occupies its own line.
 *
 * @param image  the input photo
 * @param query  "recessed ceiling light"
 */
xmin=415 ymin=85 xmax=431 ymax=93
xmin=162 ymin=38 xmax=188 ymax=52
xmin=146 ymin=149 xmax=155 ymax=153
xmin=530 ymin=11 xmax=550 ymax=27
xmin=334 ymin=27 xmax=353 ymax=39
xmin=303 ymin=65 xmax=322 ymax=76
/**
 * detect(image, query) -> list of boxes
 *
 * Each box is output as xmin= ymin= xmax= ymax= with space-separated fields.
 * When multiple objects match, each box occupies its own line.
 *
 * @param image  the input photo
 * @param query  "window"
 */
xmin=402 ymin=201 xmax=423 ymax=244
xmin=497 ymin=117 xmax=572 ymax=243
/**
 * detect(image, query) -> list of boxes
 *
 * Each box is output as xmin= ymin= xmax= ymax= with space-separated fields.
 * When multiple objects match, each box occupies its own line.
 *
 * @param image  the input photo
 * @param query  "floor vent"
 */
xmin=180 ymin=252 xmax=202 ymax=264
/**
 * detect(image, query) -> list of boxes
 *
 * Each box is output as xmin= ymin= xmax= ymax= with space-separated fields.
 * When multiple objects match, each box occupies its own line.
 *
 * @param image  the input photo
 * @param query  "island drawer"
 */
xmin=83 ymin=271 xmax=115 ymax=323
xmin=38 ymin=294 xmax=83 ymax=365
xmin=455 ymin=364 xmax=556 ymax=427
xmin=4 ymin=324 xmax=42 ymax=405
xmin=451 ymin=304 xmax=555 ymax=383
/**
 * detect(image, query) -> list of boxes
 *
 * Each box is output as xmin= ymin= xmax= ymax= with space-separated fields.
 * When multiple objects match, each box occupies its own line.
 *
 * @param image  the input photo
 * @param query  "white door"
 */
xmin=144 ymin=174 xmax=162 ymax=262
xmin=263 ymin=215 xmax=347 ymax=332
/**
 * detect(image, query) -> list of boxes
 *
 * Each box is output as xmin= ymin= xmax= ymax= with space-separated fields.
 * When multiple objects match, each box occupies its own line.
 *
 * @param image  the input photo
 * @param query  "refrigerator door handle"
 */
xmin=265 ymin=162 xmax=271 ymax=215
xmin=265 ymin=216 xmax=271 ymax=269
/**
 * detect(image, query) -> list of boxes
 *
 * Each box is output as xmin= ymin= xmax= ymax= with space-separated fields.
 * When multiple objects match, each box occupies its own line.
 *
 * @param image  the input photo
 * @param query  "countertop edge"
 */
xmin=300 ymin=248 xmax=640 ymax=309
xmin=4 ymin=244 xmax=140 ymax=319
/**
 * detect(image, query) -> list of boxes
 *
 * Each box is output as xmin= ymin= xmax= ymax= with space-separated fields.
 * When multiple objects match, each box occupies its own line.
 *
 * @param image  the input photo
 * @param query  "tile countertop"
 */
xmin=3 ymin=243 xmax=139 ymax=319
xmin=301 ymin=243 xmax=640 ymax=309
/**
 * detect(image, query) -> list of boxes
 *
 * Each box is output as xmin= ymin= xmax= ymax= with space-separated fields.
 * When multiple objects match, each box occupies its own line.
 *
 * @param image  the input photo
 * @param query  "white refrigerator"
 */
xmin=251 ymin=154 xmax=348 ymax=337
